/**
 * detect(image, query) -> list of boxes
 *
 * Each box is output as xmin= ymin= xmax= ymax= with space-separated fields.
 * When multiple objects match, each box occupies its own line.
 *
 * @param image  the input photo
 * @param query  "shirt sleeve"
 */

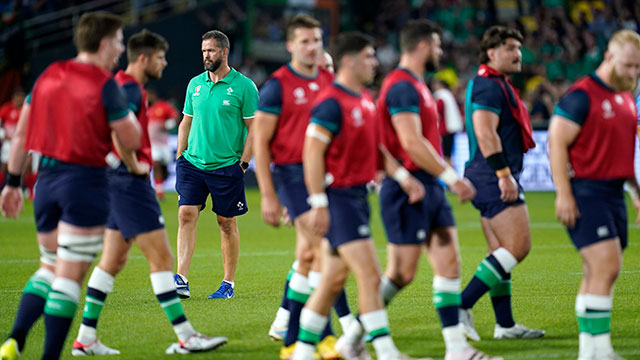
xmin=470 ymin=77 xmax=503 ymax=115
xmin=554 ymin=89 xmax=590 ymax=126
xmin=102 ymin=78 xmax=130 ymax=122
xmin=121 ymin=82 xmax=142 ymax=115
xmin=311 ymin=97 xmax=342 ymax=135
xmin=182 ymin=81 xmax=194 ymax=116
xmin=257 ymin=77 xmax=283 ymax=115
xmin=386 ymin=81 xmax=420 ymax=115
xmin=242 ymin=79 xmax=259 ymax=119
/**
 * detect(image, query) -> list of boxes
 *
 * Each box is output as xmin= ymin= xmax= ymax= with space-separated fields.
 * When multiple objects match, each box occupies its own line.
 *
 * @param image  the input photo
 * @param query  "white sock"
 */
xmin=360 ymin=309 xmax=398 ymax=359
xmin=442 ymin=324 xmax=469 ymax=353
xmin=308 ymin=271 xmax=322 ymax=290
xmin=274 ymin=307 xmax=290 ymax=326
xmin=492 ymin=248 xmax=518 ymax=273
xmin=380 ymin=276 xmax=400 ymax=304
xmin=77 ymin=324 xmax=97 ymax=345
xmin=344 ymin=318 xmax=365 ymax=345
xmin=88 ymin=266 xmax=115 ymax=293
xmin=338 ymin=313 xmax=357 ymax=333
xmin=150 ymin=271 xmax=195 ymax=342
xmin=292 ymin=341 xmax=316 ymax=359
xmin=223 ymin=280 xmax=234 ymax=288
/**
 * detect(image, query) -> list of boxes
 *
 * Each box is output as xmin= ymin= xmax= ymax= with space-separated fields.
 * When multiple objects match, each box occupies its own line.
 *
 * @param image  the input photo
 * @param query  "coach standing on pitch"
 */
xmin=458 ymin=25 xmax=544 ymax=341
xmin=549 ymin=29 xmax=640 ymax=360
xmin=173 ymin=30 xmax=259 ymax=300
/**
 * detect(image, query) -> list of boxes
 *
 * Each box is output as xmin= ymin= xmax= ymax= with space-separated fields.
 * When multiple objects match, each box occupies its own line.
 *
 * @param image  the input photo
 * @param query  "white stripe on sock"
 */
xmin=87 ymin=266 xmax=114 ymax=294
xmin=492 ymin=247 xmax=518 ymax=273
xmin=150 ymin=271 xmax=175 ymax=295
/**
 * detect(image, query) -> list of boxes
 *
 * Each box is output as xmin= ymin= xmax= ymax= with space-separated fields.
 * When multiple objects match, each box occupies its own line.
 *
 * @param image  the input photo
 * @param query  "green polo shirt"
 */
xmin=182 ymin=68 xmax=259 ymax=171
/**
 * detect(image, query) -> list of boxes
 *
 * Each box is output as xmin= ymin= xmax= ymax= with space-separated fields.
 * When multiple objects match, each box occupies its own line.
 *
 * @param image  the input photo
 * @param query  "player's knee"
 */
xmin=389 ymin=270 xmax=414 ymax=288
xmin=178 ymin=207 xmax=199 ymax=225
xmin=149 ymin=252 xmax=174 ymax=273
xmin=57 ymin=233 xmax=103 ymax=263
xmin=217 ymin=217 xmax=237 ymax=235
xmin=327 ymin=271 xmax=348 ymax=296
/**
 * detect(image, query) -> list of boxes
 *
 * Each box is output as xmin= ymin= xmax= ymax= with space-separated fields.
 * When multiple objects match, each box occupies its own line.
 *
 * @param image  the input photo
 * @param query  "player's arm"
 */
xmin=0 ymin=102 xmax=30 ymax=218
xmin=548 ymin=115 xmax=581 ymax=227
xmin=112 ymin=82 xmax=148 ymax=175
xmin=253 ymin=110 xmax=281 ymax=226
xmin=387 ymin=81 xmax=474 ymax=201
xmin=379 ymin=144 xmax=424 ymax=204
xmin=472 ymin=109 xmax=517 ymax=202
xmin=548 ymin=89 xmax=589 ymax=227
xmin=303 ymin=98 xmax=341 ymax=236
xmin=105 ymin=79 xmax=141 ymax=152
xmin=303 ymin=122 xmax=332 ymax=236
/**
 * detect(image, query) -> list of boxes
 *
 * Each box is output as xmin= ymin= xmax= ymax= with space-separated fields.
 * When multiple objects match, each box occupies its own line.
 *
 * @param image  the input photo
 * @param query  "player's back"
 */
xmin=26 ymin=60 xmax=116 ymax=167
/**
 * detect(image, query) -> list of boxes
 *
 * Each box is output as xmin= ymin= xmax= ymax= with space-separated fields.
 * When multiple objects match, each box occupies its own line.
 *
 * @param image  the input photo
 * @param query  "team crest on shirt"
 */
xmin=361 ymin=99 xmax=375 ymax=112
xmin=352 ymin=107 xmax=363 ymax=127
xmin=294 ymin=87 xmax=308 ymax=105
xmin=601 ymin=99 xmax=615 ymax=119
xmin=309 ymin=82 xmax=319 ymax=91
xmin=227 ymin=87 xmax=234 ymax=95
xmin=193 ymin=85 xmax=201 ymax=97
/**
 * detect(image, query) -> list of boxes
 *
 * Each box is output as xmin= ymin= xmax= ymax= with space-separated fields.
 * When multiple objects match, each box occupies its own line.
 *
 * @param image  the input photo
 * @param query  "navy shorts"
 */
xmin=467 ymin=174 xmax=525 ymax=218
xmin=273 ymin=163 xmax=310 ymax=220
xmin=568 ymin=194 xmax=627 ymax=250
xmin=34 ymin=163 xmax=109 ymax=232
xmin=175 ymin=156 xmax=247 ymax=217
xmin=106 ymin=164 xmax=164 ymax=239
xmin=326 ymin=186 xmax=371 ymax=251
xmin=380 ymin=171 xmax=455 ymax=245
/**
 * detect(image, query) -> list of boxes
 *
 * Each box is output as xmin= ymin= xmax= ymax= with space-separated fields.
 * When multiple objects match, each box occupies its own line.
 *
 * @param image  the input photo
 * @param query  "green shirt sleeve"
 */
xmin=242 ymin=79 xmax=259 ymax=119
xmin=183 ymin=80 xmax=194 ymax=116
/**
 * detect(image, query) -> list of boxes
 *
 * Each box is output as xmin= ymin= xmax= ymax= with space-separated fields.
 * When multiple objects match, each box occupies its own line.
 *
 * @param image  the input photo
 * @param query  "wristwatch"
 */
xmin=239 ymin=161 xmax=250 ymax=171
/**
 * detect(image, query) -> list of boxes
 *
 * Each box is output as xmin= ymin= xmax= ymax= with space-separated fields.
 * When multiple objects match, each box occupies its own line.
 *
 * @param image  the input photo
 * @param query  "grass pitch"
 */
xmin=1 ymin=190 xmax=639 ymax=359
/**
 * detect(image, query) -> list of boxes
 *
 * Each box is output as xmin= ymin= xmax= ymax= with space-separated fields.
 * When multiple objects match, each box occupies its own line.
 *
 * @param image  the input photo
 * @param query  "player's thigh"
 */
xmin=486 ymin=204 xmax=531 ymax=255
xmin=98 ymin=229 xmax=133 ymax=274
xmin=338 ymin=239 xmax=381 ymax=283
xmin=385 ymin=243 xmax=421 ymax=286
xmin=136 ymin=228 xmax=174 ymax=272
xmin=425 ymin=226 xmax=460 ymax=278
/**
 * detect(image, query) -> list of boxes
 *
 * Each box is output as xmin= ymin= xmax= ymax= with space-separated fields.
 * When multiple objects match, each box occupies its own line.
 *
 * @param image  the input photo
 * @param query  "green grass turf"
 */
xmin=1 ymin=190 xmax=639 ymax=359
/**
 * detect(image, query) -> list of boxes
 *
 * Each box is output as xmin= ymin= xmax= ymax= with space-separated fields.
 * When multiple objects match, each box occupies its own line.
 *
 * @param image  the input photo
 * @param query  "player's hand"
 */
xmin=306 ymin=207 xmax=330 ymax=237
xmin=632 ymin=197 xmax=640 ymax=226
xmin=498 ymin=175 xmax=519 ymax=202
xmin=450 ymin=177 xmax=476 ymax=202
xmin=399 ymin=176 xmax=425 ymax=204
xmin=129 ymin=162 xmax=150 ymax=176
xmin=0 ymin=186 xmax=24 ymax=219
xmin=555 ymin=193 xmax=580 ymax=228
xmin=261 ymin=194 xmax=282 ymax=227
xmin=281 ymin=207 xmax=293 ymax=227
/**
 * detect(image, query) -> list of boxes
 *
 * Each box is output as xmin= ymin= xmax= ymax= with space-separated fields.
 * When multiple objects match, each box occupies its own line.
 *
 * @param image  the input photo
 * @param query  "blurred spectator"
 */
xmin=239 ymin=55 xmax=267 ymax=87
xmin=147 ymin=88 xmax=179 ymax=200
xmin=429 ymin=77 xmax=463 ymax=166
xmin=0 ymin=88 xmax=25 ymax=186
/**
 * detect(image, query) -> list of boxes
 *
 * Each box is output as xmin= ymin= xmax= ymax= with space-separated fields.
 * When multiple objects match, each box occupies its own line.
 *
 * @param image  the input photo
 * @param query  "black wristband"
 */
xmin=239 ymin=161 xmax=249 ymax=171
xmin=6 ymin=172 xmax=22 ymax=187
xmin=486 ymin=152 xmax=508 ymax=171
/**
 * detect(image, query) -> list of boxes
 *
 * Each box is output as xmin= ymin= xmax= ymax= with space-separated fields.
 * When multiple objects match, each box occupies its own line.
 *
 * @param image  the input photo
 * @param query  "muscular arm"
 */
xmin=302 ymin=124 xmax=332 ymax=236
xmin=548 ymin=115 xmax=581 ymax=226
xmin=110 ymin=111 xmax=141 ymax=152
xmin=379 ymin=144 xmax=424 ymax=204
xmin=1 ymin=104 xmax=31 ymax=217
xmin=240 ymin=116 xmax=254 ymax=163
xmin=253 ymin=111 xmax=282 ymax=225
xmin=176 ymin=114 xmax=193 ymax=159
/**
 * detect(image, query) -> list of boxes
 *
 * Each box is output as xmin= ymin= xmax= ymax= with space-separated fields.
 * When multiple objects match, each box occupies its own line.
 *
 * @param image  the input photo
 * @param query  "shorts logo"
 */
xmin=223 ymin=100 xmax=231 ymax=106
xmin=159 ymin=215 xmax=165 ymax=225
xmin=357 ymin=224 xmax=370 ymax=237
xmin=237 ymin=201 xmax=245 ymax=210
xmin=193 ymin=85 xmax=201 ymax=97
xmin=597 ymin=225 xmax=609 ymax=238
xmin=417 ymin=229 xmax=427 ymax=240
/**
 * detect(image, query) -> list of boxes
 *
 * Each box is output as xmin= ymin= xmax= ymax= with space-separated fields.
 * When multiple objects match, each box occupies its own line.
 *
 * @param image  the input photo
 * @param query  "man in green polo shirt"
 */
xmin=173 ymin=30 xmax=259 ymax=300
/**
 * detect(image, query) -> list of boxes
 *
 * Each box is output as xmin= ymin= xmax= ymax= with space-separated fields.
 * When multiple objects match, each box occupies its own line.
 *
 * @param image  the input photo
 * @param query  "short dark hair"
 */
xmin=400 ymin=19 xmax=441 ymax=53
xmin=202 ymin=30 xmax=230 ymax=50
xmin=479 ymin=25 xmax=523 ymax=64
xmin=74 ymin=11 xmax=124 ymax=53
xmin=286 ymin=14 xmax=321 ymax=41
xmin=126 ymin=29 xmax=169 ymax=63
xmin=331 ymin=31 xmax=375 ymax=70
